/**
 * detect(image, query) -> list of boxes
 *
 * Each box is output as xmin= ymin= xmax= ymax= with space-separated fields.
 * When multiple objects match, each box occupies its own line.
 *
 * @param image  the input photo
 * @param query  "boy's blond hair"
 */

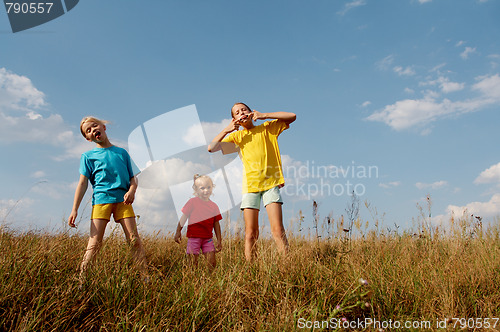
xmin=79 ymin=116 xmax=109 ymax=138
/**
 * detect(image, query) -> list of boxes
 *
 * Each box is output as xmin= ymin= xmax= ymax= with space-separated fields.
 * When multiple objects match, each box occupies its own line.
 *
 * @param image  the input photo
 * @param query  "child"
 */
xmin=68 ymin=116 xmax=146 ymax=282
xmin=208 ymin=102 xmax=296 ymax=261
xmin=174 ymin=174 xmax=222 ymax=270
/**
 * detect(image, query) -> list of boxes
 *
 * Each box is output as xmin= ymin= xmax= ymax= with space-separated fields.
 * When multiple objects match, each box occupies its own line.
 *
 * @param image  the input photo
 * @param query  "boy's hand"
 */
xmin=124 ymin=191 xmax=135 ymax=205
xmin=174 ymin=231 xmax=181 ymax=244
xmin=216 ymin=241 xmax=222 ymax=252
xmin=68 ymin=210 xmax=77 ymax=228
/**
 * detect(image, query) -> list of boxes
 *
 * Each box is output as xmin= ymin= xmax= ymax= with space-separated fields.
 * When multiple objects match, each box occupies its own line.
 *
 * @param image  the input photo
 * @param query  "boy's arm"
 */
xmin=124 ymin=176 xmax=138 ymax=205
xmin=208 ymin=118 xmax=240 ymax=153
xmin=68 ymin=174 xmax=89 ymax=227
xmin=252 ymin=111 xmax=296 ymax=125
xmin=214 ymin=219 xmax=222 ymax=251
xmin=174 ymin=214 xmax=188 ymax=243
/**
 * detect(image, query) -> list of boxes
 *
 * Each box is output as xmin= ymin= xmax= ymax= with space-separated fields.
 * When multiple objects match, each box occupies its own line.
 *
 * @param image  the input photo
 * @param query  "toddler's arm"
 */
xmin=68 ymin=174 xmax=89 ymax=227
xmin=174 ymin=214 xmax=188 ymax=243
xmin=214 ymin=220 xmax=222 ymax=252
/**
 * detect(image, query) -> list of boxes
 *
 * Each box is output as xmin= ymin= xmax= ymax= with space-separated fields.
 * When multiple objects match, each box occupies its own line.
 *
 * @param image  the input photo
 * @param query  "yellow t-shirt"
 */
xmin=222 ymin=119 xmax=289 ymax=193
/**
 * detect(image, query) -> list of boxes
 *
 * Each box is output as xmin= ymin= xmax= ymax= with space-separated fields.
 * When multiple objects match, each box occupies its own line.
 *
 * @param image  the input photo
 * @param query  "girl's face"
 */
xmin=232 ymin=104 xmax=253 ymax=126
xmin=81 ymin=120 xmax=107 ymax=143
xmin=194 ymin=177 xmax=213 ymax=201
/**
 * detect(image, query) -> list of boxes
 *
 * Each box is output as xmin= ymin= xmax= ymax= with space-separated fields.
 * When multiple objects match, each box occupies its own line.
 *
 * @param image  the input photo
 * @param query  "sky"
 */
xmin=1 ymin=0 xmax=500 ymax=237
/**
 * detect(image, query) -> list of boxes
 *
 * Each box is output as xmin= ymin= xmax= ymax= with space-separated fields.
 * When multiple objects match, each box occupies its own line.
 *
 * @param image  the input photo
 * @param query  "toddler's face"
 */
xmin=194 ymin=178 xmax=213 ymax=201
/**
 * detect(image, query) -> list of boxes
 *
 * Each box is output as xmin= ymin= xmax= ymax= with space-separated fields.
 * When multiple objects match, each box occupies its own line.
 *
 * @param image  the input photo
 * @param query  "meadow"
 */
xmin=1 ymin=205 xmax=500 ymax=331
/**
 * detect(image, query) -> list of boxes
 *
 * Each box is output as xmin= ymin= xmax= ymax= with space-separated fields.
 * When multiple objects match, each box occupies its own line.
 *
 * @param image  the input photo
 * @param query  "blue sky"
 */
xmin=1 ymin=0 xmax=500 ymax=236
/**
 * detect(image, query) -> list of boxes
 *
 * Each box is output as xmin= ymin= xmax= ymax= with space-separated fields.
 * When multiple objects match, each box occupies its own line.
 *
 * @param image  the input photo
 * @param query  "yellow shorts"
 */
xmin=91 ymin=202 xmax=135 ymax=221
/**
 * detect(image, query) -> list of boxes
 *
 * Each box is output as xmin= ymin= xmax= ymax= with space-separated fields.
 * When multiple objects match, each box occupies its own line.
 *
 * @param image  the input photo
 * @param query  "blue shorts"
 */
xmin=240 ymin=186 xmax=283 ymax=210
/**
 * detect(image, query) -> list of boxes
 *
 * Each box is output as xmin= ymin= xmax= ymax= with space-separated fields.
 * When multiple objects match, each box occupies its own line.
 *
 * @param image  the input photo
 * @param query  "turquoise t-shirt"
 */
xmin=79 ymin=146 xmax=135 ymax=205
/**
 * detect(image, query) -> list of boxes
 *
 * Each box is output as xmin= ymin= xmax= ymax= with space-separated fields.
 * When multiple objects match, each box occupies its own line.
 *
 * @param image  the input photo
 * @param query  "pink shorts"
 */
xmin=186 ymin=237 xmax=215 ymax=255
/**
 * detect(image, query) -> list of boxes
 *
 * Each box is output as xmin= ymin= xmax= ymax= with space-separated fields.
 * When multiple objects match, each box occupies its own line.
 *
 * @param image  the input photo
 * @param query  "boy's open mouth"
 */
xmin=95 ymin=131 xmax=101 ymax=140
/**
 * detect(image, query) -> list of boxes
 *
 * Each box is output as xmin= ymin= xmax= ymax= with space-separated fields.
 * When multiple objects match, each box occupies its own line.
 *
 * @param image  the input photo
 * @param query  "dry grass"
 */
xmin=1 ymin=214 xmax=500 ymax=331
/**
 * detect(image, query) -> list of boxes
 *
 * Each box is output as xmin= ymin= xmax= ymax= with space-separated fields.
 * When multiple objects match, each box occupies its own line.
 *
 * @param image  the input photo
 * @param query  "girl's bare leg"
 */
xmin=243 ymin=208 xmax=259 ymax=262
xmin=79 ymin=218 xmax=108 ymax=282
xmin=265 ymin=203 xmax=289 ymax=255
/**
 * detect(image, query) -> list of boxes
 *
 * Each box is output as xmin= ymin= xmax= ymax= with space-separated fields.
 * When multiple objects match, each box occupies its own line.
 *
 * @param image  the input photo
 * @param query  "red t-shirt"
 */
xmin=182 ymin=197 xmax=222 ymax=238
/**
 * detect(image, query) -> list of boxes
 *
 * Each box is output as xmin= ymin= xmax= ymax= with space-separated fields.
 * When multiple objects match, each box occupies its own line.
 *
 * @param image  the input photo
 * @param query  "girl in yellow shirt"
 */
xmin=209 ymin=102 xmax=296 ymax=261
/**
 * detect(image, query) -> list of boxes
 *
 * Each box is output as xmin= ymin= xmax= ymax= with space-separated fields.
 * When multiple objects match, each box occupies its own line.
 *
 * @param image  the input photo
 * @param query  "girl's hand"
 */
xmin=68 ymin=210 xmax=77 ymax=228
xmin=124 ymin=191 xmax=135 ymax=205
xmin=225 ymin=118 xmax=240 ymax=133
xmin=174 ymin=231 xmax=181 ymax=244
xmin=252 ymin=110 xmax=267 ymax=121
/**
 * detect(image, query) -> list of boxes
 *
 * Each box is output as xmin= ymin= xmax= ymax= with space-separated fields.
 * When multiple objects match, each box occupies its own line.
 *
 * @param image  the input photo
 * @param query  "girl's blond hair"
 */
xmin=192 ymin=174 xmax=215 ymax=196
xmin=79 ymin=116 xmax=109 ymax=138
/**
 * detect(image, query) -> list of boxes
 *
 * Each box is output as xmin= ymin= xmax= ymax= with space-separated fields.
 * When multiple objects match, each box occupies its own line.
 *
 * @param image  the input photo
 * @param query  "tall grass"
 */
xmin=1 ymin=212 xmax=499 ymax=331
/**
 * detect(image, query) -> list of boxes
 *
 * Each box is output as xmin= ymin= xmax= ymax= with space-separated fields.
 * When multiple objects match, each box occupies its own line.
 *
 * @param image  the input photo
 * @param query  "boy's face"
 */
xmin=81 ymin=120 xmax=107 ymax=143
xmin=231 ymin=104 xmax=252 ymax=126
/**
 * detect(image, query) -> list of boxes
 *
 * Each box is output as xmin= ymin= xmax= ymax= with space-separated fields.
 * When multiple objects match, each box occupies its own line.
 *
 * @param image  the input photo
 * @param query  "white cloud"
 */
xmin=0 ymin=67 xmax=87 ymax=161
xmin=31 ymin=180 xmax=73 ymax=200
xmin=182 ymin=123 xmax=206 ymax=147
xmin=418 ymin=0 xmax=432 ymax=3
xmin=379 ymin=181 xmax=401 ymax=189
xmin=460 ymin=47 xmax=477 ymax=60
xmin=201 ymin=119 xmax=231 ymax=145
xmin=447 ymin=194 xmax=500 ymax=218
xmin=0 ymin=68 xmax=45 ymax=110
xmin=337 ymin=0 xmax=366 ymax=16
xmin=393 ymin=66 xmax=416 ymax=76
xmin=474 ymin=162 xmax=500 ymax=184
xmin=365 ymin=74 xmax=500 ymax=131
xmin=439 ymin=79 xmax=465 ymax=93
xmin=361 ymin=101 xmax=371 ymax=107
xmin=430 ymin=63 xmax=447 ymax=72
xmin=455 ymin=40 xmax=465 ymax=47
xmin=0 ymin=197 xmax=36 ymax=227
xmin=471 ymin=73 xmax=500 ymax=100
xmin=30 ymin=170 xmax=46 ymax=178
xmin=419 ymin=76 xmax=465 ymax=93
xmin=415 ymin=180 xmax=448 ymax=190
xmin=376 ymin=55 xmax=395 ymax=71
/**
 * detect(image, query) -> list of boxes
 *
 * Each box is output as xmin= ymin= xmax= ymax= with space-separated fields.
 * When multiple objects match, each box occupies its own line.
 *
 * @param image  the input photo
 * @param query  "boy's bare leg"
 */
xmin=79 ymin=218 xmax=108 ymax=282
xmin=119 ymin=217 xmax=147 ymax=271
xmin=243 ymin=208 xmax=260 ymax=261
xmin=265 ymin=203 xmax=289 ymax=255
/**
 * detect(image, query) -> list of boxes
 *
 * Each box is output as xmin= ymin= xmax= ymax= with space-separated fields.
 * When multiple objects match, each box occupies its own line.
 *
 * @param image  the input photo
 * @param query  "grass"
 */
xmin=1 ymin=212 xmax=500 ymax=331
